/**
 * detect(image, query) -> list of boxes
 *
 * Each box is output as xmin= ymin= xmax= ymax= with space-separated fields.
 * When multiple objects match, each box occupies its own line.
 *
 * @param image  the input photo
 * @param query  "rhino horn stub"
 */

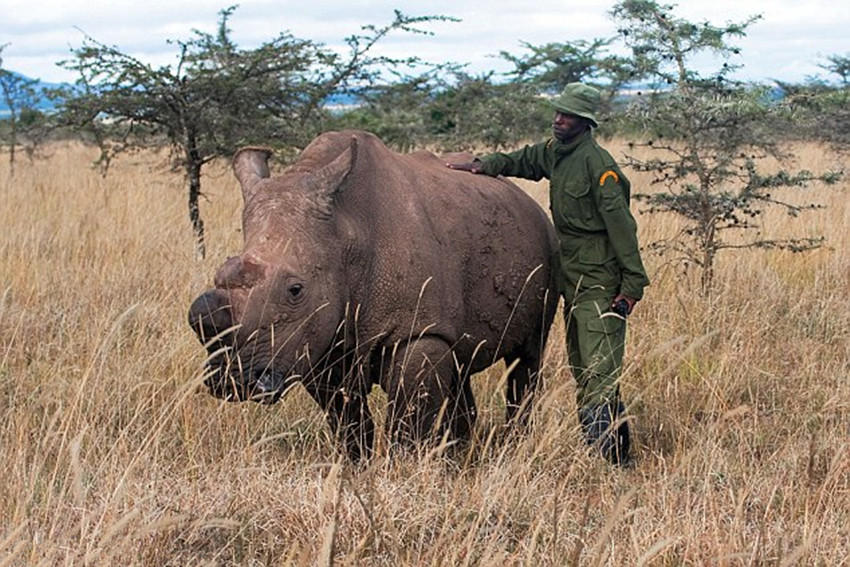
xmin=307 ymin=136 xmax=358 ymax=217
xmin=233 ymin=146 xmax=273 ymax=202
xmin=214 ymin=255 xmax=267 ymax=289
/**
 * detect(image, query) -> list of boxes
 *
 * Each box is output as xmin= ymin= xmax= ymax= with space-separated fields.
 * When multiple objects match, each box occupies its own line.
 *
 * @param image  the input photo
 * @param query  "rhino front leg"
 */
xmin=304 ymin=374 xmax=374 ymax=462
xmin=384 ymin=336 xmax=463 ymax=447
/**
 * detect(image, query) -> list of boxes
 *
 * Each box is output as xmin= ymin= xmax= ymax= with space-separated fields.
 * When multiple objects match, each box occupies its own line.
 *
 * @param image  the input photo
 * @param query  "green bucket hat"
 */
xmin=548 ymin=82 xmax=600 ymax=127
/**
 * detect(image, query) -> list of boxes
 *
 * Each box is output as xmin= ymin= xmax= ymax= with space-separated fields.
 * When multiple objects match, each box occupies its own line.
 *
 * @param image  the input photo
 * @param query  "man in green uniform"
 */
xmin=447 ymin=82 xmax=649 ymax=466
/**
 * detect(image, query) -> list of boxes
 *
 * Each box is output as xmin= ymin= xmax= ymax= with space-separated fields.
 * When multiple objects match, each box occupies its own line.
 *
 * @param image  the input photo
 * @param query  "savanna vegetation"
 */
xmin=1 ymin=0 xmax=848 ymax=564
xmin=1 ymin=138 xmax=847 ymax=566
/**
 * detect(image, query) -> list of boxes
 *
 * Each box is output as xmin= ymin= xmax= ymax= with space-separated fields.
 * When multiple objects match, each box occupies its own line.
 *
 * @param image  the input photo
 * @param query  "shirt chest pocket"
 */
xmin=555 ymin=179 xmax=595 ymax=224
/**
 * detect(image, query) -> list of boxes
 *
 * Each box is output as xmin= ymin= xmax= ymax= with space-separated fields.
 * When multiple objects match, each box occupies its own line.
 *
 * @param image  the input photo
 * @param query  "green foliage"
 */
xmin=54 ymin=7 xmax=453 ymax=257
xmin=498 ymin=38 xmax=635 ymax=126
xmin=333 ymin=70 xmax=547 ymax=152
xmin=499 ymin=38 xmax=625 ymax=93
xmin=331 ymin=72 xmax=440 ymax=151
xmin=776 ymin=54 xmax=850 ymax=150
xmin=612 ymin=0 xmax=840 ymax=295
xmin=612 ymin=0 xmax=759 ymax=87
xmin=820 ymin=54 xmax=850 ymax=86
xmin=425 ymin=72 xmax=547 ymax=151
xmin=334 ymin=36 xmax=628 ymax=152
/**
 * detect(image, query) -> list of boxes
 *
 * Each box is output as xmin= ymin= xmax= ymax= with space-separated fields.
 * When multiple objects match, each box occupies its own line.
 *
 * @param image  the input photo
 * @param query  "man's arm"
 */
xmin=596 ymin=171 xmax=650 ymax=311
xmin=446 ymin=142 xmax=550 ymax=180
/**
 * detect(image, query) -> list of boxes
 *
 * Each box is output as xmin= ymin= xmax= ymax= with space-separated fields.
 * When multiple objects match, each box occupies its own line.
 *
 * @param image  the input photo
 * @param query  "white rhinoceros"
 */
xmin=189 ymin=130 xmax=558 ymax=461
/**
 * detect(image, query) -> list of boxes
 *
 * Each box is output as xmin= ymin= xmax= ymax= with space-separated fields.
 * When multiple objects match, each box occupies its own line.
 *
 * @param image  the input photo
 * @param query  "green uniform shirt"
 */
xmin=480 ymin=130 xmax=650 ymax=302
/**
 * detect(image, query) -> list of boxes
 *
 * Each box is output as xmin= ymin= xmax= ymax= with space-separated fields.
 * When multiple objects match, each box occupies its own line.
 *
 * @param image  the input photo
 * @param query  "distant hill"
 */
xmin=0 ymin=72 xmax=789 ymax=121
xmin=0 ymin=71 xmax=67 ymax=118
xmin=0 ymin=74 xmax=366 ymax=119
xmin=0 ymin=72 xmax=366 ymax=118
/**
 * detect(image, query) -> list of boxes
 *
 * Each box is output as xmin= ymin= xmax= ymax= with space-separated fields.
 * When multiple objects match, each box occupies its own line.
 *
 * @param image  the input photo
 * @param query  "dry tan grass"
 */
xmin=1 ymin=140 xmax=848 ymax=566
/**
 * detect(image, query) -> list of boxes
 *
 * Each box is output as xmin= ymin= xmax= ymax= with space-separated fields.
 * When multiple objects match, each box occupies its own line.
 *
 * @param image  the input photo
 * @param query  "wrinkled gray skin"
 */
xmin=188 ymin=130 xmax=558 ymax=461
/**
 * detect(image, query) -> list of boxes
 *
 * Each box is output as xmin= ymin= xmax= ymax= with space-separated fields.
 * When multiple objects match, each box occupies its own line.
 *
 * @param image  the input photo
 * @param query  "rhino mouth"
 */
xmin=202 ymin=353 xmax=297 ymax=404
xmin=252 ymin=369 xmax=300 ymax=404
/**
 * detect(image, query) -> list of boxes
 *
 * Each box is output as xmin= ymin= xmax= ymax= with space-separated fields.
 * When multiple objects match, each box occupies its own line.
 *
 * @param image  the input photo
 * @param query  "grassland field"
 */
xmin=0 ymin=139 xmax=848 ymax=565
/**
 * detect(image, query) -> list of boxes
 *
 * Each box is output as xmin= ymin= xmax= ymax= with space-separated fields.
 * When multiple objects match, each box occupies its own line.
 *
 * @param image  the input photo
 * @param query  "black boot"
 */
xmin=579 ymin=401 xmax=631 ymax=467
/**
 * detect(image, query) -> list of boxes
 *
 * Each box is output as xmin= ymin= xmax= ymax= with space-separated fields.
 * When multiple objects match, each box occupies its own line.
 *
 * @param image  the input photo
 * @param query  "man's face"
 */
xmin=552 ymin=111 xmax=587 ymax=142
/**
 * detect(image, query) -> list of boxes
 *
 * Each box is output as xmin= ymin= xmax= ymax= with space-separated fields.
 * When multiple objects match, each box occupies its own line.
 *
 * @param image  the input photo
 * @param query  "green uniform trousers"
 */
xmin=565 ymin=296 xmax=626 ymax=409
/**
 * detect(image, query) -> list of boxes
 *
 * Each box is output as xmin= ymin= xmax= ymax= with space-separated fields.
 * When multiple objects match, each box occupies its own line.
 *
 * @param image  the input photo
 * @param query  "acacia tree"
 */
xmin=335 ymin=35 xmax=635 ymax=151
xmin=57 ymin=7 xmax=452 ymax=258
xmin=806 ymin=54 xmax=850 ymax=149
xmin=819 ymin=55 xmax=850 ymax=148
xmin=426 ymin=71 xmax=549 ymax=150
xmin=329 ymin=58 xmax=453 ymax=151
xmin=770 ymin=54 xmax=850 ymax=152
xmin=820 ymin=54 xmax=850 ymax=87
xmin=0 ymin=44 xmax=45 ymax=178
xmin=611 ymin=0 xmax=840 ymax=295
xmin=498 ymin=38 xmax=635 ymax=126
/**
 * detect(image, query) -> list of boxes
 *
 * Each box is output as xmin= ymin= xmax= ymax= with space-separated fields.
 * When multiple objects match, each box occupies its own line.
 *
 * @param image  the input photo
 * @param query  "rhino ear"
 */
xmin=233 ymin=147 xmax=273 ymax=203
xmin=307 ymin=136 xmax=358 ymax=217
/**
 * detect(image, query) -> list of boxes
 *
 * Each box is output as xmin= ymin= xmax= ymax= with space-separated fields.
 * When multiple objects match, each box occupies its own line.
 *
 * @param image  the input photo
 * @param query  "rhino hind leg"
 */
xmin=505 ymin=287 xmax=557 ymax=429
xmin=304 ymin=371 xmax=375 ymax=462
xmin=449 ymin=377 xmax=477 ymax=442
xmin=384 ymin=336 xmax=468 ymax=447
xmin=504 ymin=342 xmax=545 ymax=429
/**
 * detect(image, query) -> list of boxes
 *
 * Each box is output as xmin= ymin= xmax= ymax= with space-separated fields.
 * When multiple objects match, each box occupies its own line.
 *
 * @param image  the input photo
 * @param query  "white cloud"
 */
xmin=1 ymin=0 xmax=848 ymax=83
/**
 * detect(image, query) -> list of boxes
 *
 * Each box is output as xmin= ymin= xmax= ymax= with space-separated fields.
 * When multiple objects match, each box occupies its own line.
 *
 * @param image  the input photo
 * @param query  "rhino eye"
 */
xmin=288 ymin=283 xmax=304 ymax=298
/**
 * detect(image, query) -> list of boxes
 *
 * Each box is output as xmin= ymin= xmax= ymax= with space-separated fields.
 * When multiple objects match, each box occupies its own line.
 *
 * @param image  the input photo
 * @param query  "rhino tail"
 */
xmin=233 ymin=146 xmax=273 ymax=201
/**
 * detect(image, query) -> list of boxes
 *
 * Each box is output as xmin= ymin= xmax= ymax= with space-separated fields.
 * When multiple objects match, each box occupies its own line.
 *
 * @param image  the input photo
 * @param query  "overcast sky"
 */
xmin=2 ymin=0 xmax=848 ymax=85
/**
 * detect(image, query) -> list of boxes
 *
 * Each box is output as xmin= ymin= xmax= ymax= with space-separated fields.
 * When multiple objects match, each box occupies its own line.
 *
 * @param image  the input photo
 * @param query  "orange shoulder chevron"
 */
xmin=599 ymin=170 xmax=619 ymax=186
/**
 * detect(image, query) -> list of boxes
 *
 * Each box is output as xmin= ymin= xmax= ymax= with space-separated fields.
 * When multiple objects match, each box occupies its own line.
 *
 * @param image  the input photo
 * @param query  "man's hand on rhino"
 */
xmin=446 ymin=160 xmax=485 ymax=174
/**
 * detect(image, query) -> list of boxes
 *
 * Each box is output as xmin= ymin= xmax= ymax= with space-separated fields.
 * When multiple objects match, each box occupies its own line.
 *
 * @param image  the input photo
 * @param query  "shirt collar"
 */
xmin=551 ymin=129 xmax=592 ymax=155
